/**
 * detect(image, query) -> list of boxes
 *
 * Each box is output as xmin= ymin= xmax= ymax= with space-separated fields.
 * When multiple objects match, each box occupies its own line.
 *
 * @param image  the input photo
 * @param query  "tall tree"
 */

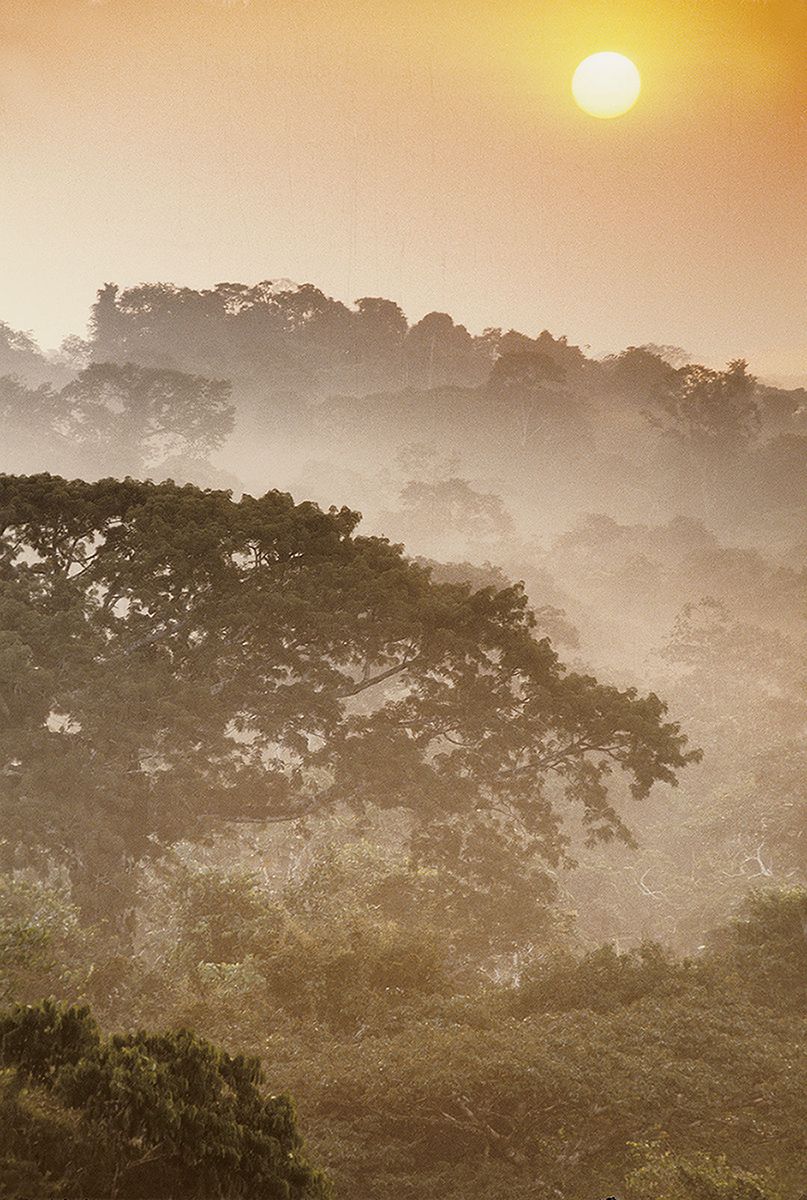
xmin=487 ymin=351 xmax=574 ymax=449
xmin=648 ymin=359 xmax=760 ymax=456
xmin=55 ymin=362 xmax=234 ymax=478
xmin=0 ymin=474 xmax=697 ymax=930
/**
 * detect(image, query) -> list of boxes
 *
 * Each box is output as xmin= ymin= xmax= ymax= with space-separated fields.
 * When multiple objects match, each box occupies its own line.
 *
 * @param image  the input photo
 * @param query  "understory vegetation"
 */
xmin=2 ymin=875 xmax=805 ymax=1198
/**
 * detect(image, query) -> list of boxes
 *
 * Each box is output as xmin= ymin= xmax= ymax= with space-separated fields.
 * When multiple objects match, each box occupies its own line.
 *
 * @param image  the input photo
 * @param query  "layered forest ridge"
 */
xmin=1 ymin=281 xmax=805 ymax=1199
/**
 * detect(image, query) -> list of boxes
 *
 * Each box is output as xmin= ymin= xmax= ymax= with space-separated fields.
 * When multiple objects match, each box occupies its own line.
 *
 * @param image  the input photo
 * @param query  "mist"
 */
xmin=1 ymin=274 xmax=805 ymax=1198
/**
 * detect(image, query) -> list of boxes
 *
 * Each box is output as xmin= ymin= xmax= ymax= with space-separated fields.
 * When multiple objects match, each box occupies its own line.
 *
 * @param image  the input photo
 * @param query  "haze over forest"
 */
xmin=4 ymin=0 xmax=807 ymax=378
xmin=1 ymin=272 xmax=806 ymax=1198
xmin=2 ymin=0 xmax=806 ymax=1191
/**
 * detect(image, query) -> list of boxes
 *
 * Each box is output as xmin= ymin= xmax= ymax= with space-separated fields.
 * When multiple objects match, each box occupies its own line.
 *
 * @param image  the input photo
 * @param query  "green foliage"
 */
xmin=0 ymin=473 xmax=696 ymax=938
xmin=154 ymin=859 xmax=451 ymax=1035
xmin=282 ymin=988 xmax=806 ymax=1200
xmin=0 ymin=1067 xmax=93 ymax=1200
xmin=513 ymin=940 xmax=689 ymax=1015
xmin=3 ymin=872 xmax=807 ymax=1198
xmin=0 ymin=877 xmax=88 ymax=1007
xmin=0 ymin=999 xmax=100 ymax=1083
xmin=174 ymin=867 xmax=281 ymax=966
xmin=256 ymin=916 xmax=447 ymax=1033
xmin=0 ymin=1000 xmax=328 ymax=1199
xmin=625 ymin=1141 xmax=782 ymax=1200
xmin=707 ymin=887 xmax=807 ymax=1010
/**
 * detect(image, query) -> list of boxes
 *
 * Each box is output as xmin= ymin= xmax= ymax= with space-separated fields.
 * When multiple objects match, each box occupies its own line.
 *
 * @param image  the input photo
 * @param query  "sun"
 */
xmin=572 ymin=52 xmax=641 ymax=119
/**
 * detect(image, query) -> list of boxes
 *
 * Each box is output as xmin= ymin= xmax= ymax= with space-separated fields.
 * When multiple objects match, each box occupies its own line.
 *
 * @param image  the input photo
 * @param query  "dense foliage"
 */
xmin=1 ymin=362 xmax=234 ymax=484
xmin=0 ymin=473 xmax=695 ymax=944
xmin=1 ymin=877 xmax=804 ymax=1199
xmin=0 ymin=1000 xmax=327 ymax=1199
xmin=1 ymin=280 xmax=806 ymax=1199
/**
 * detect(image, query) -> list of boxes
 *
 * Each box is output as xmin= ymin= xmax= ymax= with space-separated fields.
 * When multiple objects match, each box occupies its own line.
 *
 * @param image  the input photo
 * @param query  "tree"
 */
xmin=0 ymin=377 xmax=71 ymax=476
xmin=487 ymin=351 xmax=570 ymax=448
xmin=706 ymin=887 xmax=807 ymax=1011
xmin=638 ymin=343 xmax=692 ymax=368
xmin=513 ymin=940 xmax=687 ymax=1016
xmin=648 ymin=359 xmax=760 ymax=457
xmin=659 ymin=598 xmax=807 ymax=753
xmin=403 ymin=313 xmax=481 ymax=389
xmin=87 ymin=281 xmax=415 ymax=400
xmin=284 ymin=978 xmax=806 ymax=1200
xmin=0 ymin=474 xmax=697 ymax=933
xmin=750 ymin=433 xmax=807 ymax=510
xmin=744 ymin=745 xmax=807 ymax=877
xmin=55 ymin=362 xmax=234 ymax=478
xmin=0 ymin=999 xmax=328 ymax=1199
xmin=492 ymin=330 xmax=587 ymax=382
xmin=0 ymin=875 xmax=88 ymax=1007
xmin=0 ymin=323 xmax=56 ymax=388
xmin=419 ymin=558 xmax=579 ymax=649
xmin=350 ymin=297 xmax=408 ymax=390
xmin=389 ymin=477 xmax=514 ymax=557
xmin=603 ymin=346 xmax=680 ymax=404
xmin=0 ymin=364 xmax=235 ymax=483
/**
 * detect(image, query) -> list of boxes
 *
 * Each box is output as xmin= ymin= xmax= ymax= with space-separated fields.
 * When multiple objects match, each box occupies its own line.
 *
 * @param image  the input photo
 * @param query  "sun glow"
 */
xmin=572 ymin=52 xmax=641 ymax=119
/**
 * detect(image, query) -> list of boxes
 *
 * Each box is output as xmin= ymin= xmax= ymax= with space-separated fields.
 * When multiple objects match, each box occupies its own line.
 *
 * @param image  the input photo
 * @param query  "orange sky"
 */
xmin=0 ymin=0 xmax=805 ymax=376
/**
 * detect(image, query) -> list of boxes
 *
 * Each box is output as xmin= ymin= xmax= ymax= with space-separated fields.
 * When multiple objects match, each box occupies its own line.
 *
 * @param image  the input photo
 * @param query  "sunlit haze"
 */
xmin=0 ymin=0 xmax=805 ymax=377
xmin=3 ymin=5 xmax=807 ymax=1197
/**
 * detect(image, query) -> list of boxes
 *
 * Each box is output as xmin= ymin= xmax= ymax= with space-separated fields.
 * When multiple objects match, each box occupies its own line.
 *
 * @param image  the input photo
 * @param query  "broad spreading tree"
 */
xmin=56 ymin=362 xmax=234 ymax=478
xmin=0 ymin=364 xmax=234 ymax=482
xmin=0 ymin=473 xmax=698 ymax=931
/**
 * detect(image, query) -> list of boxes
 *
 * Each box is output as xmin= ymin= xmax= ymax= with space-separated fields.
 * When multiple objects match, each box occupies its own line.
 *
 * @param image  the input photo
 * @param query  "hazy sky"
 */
xmin=1 ymin=0 xmax=805 ymax=375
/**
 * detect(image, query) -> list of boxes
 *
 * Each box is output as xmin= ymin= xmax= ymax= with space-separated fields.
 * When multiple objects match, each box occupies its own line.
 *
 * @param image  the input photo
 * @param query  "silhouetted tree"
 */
xmin=0 ymin=474 xmax=697 ymax=930
xmin=603 ymin=346 xmax=679 ymax=405
xmin=648 ymin=359 xmax=760 ymax=456
xmin=404 ymin=312 xmax=481 ymax=389
xmin=56 ymin=362 xmax=234 ymax=477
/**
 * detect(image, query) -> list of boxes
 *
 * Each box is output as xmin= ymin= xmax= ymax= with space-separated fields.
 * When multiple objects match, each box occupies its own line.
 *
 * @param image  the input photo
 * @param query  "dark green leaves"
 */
xmin=0 ymin=474 xmax=698 ymax=932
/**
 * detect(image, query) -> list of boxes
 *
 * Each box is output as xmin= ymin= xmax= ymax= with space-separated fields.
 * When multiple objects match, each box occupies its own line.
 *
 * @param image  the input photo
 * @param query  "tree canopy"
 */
xmin=0 ymin=999 xmax=327 ymax=1199
xmin=0 ymin=473 xmax=697 ymax=932
xmin=1 ymin=363 xmax=234 ymax=483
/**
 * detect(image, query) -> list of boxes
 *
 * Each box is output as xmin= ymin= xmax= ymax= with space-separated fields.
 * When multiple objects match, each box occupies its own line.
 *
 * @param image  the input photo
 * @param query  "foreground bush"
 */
xmin=625 ymin=1140 xmax=782 ymax=1200
xmin=0 ymin=1000 xmax=328 ymax=1199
